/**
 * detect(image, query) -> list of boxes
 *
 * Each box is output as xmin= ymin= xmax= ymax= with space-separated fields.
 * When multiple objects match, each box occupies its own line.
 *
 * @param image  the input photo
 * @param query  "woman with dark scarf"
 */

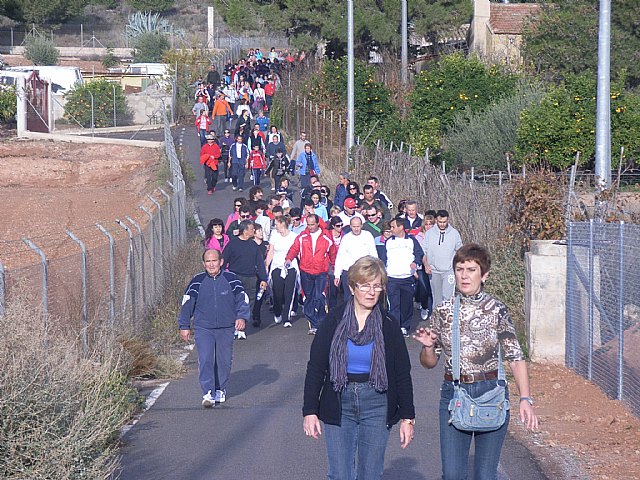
xmin=302 ymin=256 xmax=415 ymax=479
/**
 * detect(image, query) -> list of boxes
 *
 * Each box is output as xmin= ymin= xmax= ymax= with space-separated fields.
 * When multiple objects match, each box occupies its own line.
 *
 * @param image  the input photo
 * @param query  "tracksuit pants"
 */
xmin=299 ymin=270 xmax=327 ymax=329
xmin=194 ymin=326 xmax=234 ymax=394
xmin=387 ymin=276 xmax=415 ymax=331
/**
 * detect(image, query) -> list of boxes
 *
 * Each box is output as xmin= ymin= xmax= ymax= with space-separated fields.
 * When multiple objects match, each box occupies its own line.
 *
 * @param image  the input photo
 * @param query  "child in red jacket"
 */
xmin=249 ymin=144 xmax=266 ymax=186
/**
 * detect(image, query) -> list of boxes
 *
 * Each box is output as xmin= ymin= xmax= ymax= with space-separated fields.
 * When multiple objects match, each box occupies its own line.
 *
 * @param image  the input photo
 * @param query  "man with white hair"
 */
xmin=333 ymin=216 xmax=378 ymax=296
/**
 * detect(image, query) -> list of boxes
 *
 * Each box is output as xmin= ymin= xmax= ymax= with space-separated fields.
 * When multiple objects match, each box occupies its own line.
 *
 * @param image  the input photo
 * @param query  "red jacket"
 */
xmin=200 ymin=143 xmax=221 ymax=170
xmin=286 ymin=230 xmax=336 ymax=275
xmin=249 ymin=150 xmax=266 ymax=169
xmin=195 ymin=115 xmax=211 ymax=131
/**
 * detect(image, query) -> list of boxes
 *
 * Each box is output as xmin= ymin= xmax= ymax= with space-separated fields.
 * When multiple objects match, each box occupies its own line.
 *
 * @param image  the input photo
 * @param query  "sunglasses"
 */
xmin=235 ymin=203 xmax=243 ymax=207
xmin=240 ymin=214 xmax=251 ymax=219
xmin=334 ymin=224 xmax=343 ymax=228
xmin=291 ymin=217 xmax=301 ymax=221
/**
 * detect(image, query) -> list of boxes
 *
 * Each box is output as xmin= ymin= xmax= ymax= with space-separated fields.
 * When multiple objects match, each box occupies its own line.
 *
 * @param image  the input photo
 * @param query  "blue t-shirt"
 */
xmin=347 ymin=340 xmax=373 ymax=374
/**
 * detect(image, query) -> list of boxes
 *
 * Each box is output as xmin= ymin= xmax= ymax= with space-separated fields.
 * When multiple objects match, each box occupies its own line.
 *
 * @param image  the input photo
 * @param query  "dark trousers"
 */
xmin=299 ymin=270 xmax=327 ymax=329
xmin=231 ymin=164 xmax=246 ymax=190
xmin=387 ymin=276 xmax=415 ymax=331
xmin=236 ymin=273 xmax=257 ymax=321
xmin=340 ymin=270 xmax=352 ymax=297
xmin=252 ymin=168 xmax=263 ymax=186
xmin=415 ymin=269 xmax=433 ymax=312
xmin=204 ymin=165 xmax=218 ymax=191
xmin=271 ymin=268 xmax=297 ymax=318
xmin=327 ymin=274 xmax=340 ymax=310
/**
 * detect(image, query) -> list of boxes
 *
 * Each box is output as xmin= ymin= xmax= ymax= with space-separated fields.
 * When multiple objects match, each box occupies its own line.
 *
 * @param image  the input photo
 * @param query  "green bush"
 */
xmin=0 ymin=86 xmax=17 ymax=123
xmin=516 ymin=73 xmax=640 ymax=168
xmin=102 ymin=47 xmax=120 ymax=69
xmin=64 ymin=79 xmax=133 ymax=128
xmin=24 ymin=35 xmax=59 ymax=66
xmin=443 ymin=83 xmax=544 ymax=171
xmin=126 ymin=0 xmax=174 ymax=12
xmin=133 ymin=31 xmax=170 ymax=63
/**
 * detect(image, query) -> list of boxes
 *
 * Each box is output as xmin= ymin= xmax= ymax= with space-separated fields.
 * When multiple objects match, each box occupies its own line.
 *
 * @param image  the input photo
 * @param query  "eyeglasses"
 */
xmin=240 ymin=214 xmax=251 ymax=219
xmin=349 ymin=187 xmax=357 ymax=191
xmin=355 ymin=283 xmax=384 ymax=293
xmin=291 ymin=217 xmax=301 ymax=221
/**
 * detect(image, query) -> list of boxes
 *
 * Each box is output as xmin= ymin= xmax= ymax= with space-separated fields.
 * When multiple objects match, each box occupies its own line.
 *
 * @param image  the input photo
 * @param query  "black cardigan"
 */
xmin=302 ymin=303 xmax=415 ymax=427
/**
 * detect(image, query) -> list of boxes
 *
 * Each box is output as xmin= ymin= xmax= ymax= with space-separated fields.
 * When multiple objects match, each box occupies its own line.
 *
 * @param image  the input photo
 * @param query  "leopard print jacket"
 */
xmin=430 ymin=291 xmax=524 ymax=375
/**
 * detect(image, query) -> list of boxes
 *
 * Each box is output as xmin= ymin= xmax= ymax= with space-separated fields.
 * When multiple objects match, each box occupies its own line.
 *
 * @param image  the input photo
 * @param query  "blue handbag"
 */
xmin=448 ymin=295 xmax=510 ymax=432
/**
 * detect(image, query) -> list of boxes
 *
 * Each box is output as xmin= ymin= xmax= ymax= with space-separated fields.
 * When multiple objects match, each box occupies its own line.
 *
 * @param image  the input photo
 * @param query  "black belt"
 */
xmin=444 ymin=370 xmax=499 ymax=384
xmin=347 ymin=373 xmax=370 ymax=383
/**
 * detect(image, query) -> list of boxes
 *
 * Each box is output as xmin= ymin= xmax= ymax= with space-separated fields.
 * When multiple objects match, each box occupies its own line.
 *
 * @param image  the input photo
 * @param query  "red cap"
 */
xmin=344 ymin=198 xmax=356 ymax=209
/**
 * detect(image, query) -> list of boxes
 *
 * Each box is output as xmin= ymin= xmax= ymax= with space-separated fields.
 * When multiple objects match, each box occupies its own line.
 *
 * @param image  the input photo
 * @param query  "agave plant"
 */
xmin=124 ymin=11 xmax=185 ymax=44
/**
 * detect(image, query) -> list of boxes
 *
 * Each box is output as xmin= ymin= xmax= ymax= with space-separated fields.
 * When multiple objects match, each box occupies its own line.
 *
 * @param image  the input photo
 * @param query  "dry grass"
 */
xmin=0 ymin=294 xmax=141 ymax=479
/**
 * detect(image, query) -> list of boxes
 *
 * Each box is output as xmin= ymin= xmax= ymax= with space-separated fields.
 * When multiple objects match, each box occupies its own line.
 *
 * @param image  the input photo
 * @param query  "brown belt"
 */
xmin=444 ymin=370 xmax=499 ymax=384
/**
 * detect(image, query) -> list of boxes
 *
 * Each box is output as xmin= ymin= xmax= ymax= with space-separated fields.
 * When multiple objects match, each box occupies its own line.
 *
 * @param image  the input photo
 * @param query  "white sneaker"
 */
xmin=283 ymin=321 xmax=292 ymax=328
xmin=289 ymin=310 xmax=297 ymax=318
xmin=421 ymin=308 xmax=429 ymax=320
xmin=401 ymin=327 xmax=408 ymax=337
xmin=232 ymin=186 xmax=237 ymax=191
xmin=250 ymin=174 xmax=254 ymax=180
xmin=274 ymin=315 xmax=282 ymax=324
xmin=308 ymin=328 xmax=317 ymax=335
xmin=202 ymin=390 xmax=214 ymax=408
xmin=236 ymin=330 xmax=247 ymax=340
xmin=214 ymin=389 xmax=226 ymax=403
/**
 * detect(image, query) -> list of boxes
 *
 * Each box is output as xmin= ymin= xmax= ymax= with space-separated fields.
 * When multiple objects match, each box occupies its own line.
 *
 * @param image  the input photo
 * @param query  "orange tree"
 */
xmin=516 ymin=72 xmax=640 ymax=168
xmin=64 ymin=79 xmax=132 ymax=128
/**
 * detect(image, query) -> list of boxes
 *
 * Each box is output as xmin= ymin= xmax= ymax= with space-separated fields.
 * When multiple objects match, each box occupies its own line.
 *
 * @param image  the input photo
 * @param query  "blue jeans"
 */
xmin=439 ymin=380 xmax=510 ymax=480
xmin=199 ymin=128 xmax=207 ymax=146
xmin=324 ymin=383 xmax=390 ymax=480
xmin=299 ymin=270 xmax=327 ymax=328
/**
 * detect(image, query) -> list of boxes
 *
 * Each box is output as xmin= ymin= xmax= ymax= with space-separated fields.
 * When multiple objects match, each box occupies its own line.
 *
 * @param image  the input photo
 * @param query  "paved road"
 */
xmin=115 ymin=126 xmax=547 ymax=480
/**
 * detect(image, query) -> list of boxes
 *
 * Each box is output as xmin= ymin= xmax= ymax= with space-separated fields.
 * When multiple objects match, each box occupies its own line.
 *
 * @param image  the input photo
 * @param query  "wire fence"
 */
xmin=0 ymin=106 xmax=186 ymax=354
xmin=566 ymin=220 xmax=640 ymax=418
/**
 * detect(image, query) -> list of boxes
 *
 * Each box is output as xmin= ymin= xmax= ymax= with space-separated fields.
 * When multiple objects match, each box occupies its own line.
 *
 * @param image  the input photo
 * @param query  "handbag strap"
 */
xmin=451 ymin=295 xmax=505 ymax=384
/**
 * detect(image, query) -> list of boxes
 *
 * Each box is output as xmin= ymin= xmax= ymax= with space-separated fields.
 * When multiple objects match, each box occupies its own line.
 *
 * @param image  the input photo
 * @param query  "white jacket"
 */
xmin=334 ymin=231 xmax=378 ymax=278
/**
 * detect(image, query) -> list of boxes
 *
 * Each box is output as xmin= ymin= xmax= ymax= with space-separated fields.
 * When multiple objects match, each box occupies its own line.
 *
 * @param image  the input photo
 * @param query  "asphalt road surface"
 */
xmin=115 ymin=125 xmax=547 ymax=480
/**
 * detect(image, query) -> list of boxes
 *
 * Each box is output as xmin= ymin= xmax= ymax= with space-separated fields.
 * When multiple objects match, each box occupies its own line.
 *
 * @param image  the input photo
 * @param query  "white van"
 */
xmin=5 ymin=66 xmax=83 ymax=94
xmin=0 ymin=70 xmax=31 ymax=88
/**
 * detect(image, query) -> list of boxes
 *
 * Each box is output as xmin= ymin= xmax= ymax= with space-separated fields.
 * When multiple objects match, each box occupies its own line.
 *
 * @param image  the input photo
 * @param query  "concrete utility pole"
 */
xmin=346 ymin=0 xmax=355 ymax=168
xmin=401 ymin=0 xmax=408 ymax=85
xmin=595 ymin=0 xmax=611 ymax=190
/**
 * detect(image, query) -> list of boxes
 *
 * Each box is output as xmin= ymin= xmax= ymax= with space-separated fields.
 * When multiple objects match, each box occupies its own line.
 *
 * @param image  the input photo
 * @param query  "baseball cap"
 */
xmin=205 ymin=134 xmax=215 ymax=140
xmin=344 ymin=198 xmax=356 ymax=209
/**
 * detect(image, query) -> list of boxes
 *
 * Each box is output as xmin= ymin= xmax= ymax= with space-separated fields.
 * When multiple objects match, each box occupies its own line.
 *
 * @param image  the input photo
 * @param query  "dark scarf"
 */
xmin=329 ymin=297 xmax=388 ymax=393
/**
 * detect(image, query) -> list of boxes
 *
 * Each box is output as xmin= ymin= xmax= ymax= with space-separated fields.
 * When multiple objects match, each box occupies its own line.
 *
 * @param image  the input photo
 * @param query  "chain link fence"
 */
xmin=566 ymin=220 xmax=640 ymax=417
xmin=0 ymin=107 xmax=186 ymax=354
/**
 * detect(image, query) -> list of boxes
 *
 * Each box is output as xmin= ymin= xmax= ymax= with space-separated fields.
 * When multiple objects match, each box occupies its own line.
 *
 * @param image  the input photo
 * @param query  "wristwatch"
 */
xmin=520 ymin=396 xmax=534 ymax=406
xmin=401 ymin=418 xmax=416 ymax=425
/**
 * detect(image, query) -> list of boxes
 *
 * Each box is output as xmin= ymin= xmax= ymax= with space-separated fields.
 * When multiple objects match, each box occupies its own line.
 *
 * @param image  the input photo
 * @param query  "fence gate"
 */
xmin=26 ymin=71 xmax=49 ymax=133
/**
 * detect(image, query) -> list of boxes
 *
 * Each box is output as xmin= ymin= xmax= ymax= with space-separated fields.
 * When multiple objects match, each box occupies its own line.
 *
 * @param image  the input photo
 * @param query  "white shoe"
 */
xmin=308 ymin=328 xmax=317 ymax=335
xmin=420 ymin=308 xmax=429 ymax=320
xmin=401 ymin=327 xmax=408 ymax=337
xmin=232 ymin=186 xmax=237 ymax=191
xmin=202 ymin=390 xmax=214 ymax=408
xmin=236 ymin=330 xmax=247 ymax=340
xmin=289 ymin=310 xmax=297 ymax=318
xmin=283 ymin=321 xmax=292 ymax=328
xmin=250 ymin=174 xmax=254 ymax=180
xmin=214 ymin=389 xmax=226 ymax=403
xmin=274 ymin=315 xmax=282 ymax=324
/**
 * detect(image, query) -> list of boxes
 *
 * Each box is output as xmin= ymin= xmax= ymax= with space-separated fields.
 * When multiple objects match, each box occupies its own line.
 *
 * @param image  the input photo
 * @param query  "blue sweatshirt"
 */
xmin=178 ymin=271 xmax=250 ymax=330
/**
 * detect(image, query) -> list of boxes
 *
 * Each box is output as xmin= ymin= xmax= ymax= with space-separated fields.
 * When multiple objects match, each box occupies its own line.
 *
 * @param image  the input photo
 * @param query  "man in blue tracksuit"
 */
xmin=178 ymin=248 xmax=250 ymax=407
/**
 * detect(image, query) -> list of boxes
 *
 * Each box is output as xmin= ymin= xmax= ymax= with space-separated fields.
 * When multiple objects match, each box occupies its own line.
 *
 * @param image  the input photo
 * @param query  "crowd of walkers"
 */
xmin=180 ymin=47 xmax=538 ymax=480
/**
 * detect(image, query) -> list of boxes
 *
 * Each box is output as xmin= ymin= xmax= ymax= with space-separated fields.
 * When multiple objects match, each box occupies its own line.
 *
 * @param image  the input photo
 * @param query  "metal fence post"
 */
xmin=66 ymin=230 xmax=87 ymax=355
xmin=140 ymin=205 xmax=156 ymax=298
xmin=116 ymin=219 xmax=136 ymax=325
xmin=617 ymin=221 xmax=625 ymax=400
xmin=22 ymin=238 xmax=48 ymax=324
xmin=112 ymin=84 xmax=117 ymax=127
xmin=88 ymin=91 xmax=94 ymax=136
xmin=0 ymin=261 xmax=5 ymax=316
xmin=566 ymin=222 xmax=575 ymax=368
xmin=147 ymin=195 xmax=164 ymax=280
xmin=126 ymin=216 xmax=146 ymax=310
xmin=588 ymin=218 xmax=594 ymax=381
xmin=96 ymin=223 xmax=115 ymax=326
xmin=158 ymin=188 xmax=173 ymax=252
